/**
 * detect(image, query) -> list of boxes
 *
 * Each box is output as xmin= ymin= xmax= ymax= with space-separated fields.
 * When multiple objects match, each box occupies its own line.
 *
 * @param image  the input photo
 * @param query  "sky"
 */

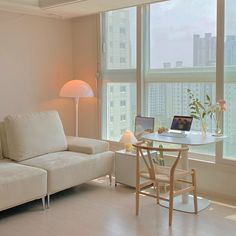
xmin=150 ymin=0 xmax=217 ymax=68
xmin=150 ymin=0 xmax=236 ymax=68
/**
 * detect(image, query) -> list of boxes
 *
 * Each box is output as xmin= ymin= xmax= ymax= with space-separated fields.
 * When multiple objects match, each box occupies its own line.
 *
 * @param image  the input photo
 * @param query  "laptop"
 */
xmin=134 ymin=116 xmax=155 ymax=141
xmin=160 ymin=116 xmax=193 ymax=138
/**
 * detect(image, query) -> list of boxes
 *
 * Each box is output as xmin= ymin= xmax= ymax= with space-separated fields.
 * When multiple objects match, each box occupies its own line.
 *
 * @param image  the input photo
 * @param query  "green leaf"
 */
xmin=196 ymin=101 xmax=205 ymax=110
xmin=206 ymin=94 xmax=211 ymax=102
xmin=191 ymin=114 xmax=200 ymax=120
xmin=195 ymin=103 xmax=200 ymax=113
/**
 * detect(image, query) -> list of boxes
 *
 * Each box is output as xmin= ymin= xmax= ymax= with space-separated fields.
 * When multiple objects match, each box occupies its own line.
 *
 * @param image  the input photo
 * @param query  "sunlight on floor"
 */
xmin=210 ymin=200 xmax=236 ymax=209
xmin=91 ymin=175 xmax=112 ymax=184
xmin=225 ymin=214 xmax=236 ymax=222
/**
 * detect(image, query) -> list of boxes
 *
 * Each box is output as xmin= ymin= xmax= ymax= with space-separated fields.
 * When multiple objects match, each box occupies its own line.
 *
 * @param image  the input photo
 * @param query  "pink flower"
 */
xmin=218 ymin=99 xmax=226 ymax=111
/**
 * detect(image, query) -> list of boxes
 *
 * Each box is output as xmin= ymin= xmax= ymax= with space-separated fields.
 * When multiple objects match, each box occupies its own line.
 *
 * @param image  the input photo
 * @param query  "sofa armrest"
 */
xmin=66 ymin=136 xmax=109 ymax=154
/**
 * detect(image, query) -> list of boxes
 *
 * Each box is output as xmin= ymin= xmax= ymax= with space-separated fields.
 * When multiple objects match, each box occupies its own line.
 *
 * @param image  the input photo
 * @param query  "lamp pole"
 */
xmin=75 ymin=97 xmax=79 ymax=137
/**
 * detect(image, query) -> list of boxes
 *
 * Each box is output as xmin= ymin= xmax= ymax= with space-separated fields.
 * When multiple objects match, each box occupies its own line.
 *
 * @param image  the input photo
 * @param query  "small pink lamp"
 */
xmin=120 ymin=130 xmax=138 ymax=152
xmin=60 ymin=80 xmax=94 ymax=136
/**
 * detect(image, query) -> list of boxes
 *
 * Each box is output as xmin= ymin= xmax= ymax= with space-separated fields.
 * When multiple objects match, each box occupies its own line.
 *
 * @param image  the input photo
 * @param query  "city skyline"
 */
xmin=162 ymin=33 xmax=236 ymax=68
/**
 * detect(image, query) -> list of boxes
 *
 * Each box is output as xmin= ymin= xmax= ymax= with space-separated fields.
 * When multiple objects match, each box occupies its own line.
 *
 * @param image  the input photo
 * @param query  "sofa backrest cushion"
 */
xmin=0 ymin=122 xmax=8 ymax=158
xmin=0 ymin=134 xmax=2 ymax=159
xmin=4 ymin=110 xmax=68 ymax=161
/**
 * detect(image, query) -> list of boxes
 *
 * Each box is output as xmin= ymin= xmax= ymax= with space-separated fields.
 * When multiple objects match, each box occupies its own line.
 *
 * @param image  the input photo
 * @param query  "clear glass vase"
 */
xmin=213 ymin=120 xmax=222 ymax=136
xmin=200 ymin=119 xmax=207 ymax=135
xmin=213 ymin=112 xmax=223 ymax=136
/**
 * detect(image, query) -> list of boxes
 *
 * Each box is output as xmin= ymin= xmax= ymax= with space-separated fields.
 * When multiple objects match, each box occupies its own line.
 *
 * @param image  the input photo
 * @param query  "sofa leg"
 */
xmin=109 ymin=174 xmax=112 ymax=186
xmin=42 ymin=197 xmax=46 ymax=210
xmin=47 ymin=194 xmax=50 ymax=208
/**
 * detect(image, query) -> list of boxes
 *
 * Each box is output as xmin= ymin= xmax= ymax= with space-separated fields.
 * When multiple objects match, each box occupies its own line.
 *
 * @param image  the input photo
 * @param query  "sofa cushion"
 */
xmin=0 ymin=159 xmax=47 ymax=211
xmin=4 ymin=110 xmax=68 ymax=161
xmin=21 ymin=151 xmax=114 ymax=194
xmin=66 ymin=136 xmax=109 ymax=154
xmin=0 ymin=137 xmax=2 ymax=159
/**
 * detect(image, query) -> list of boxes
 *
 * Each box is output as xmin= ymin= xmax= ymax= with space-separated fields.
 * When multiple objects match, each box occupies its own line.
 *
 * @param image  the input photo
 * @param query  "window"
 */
xmin=120 ymin=27 xmax=126 ymax=34
xmin=120 ymin=114 xmax=126 ymax=121
xmin=104 ymin=7 xmax=136 ymax=70
xmin=110 ymin=130 xmax=114 ymax=137
xmin=120 ymin=128 xmax=126 ymax=134
xmin=102 ymin=7 xmax=137 ymax=141
xmin=120 ymin=42 xmax=126 ymax=49
xmin=120 ymin=57 xmax=126 ymax=63
xmin=110 ymin=116 xmax=114 ymax=122
xmin=120 ymin=100 xmax=126 ymax=106
xmin=120 ymin=85 xmax=127 ymax=92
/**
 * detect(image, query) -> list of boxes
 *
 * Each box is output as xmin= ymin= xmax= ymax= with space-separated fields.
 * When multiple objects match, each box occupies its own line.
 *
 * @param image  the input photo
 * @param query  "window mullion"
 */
xmin=215 ymin=0 xmax=225 ymax=164
xmin=143 ymin=4 xmax=150 ymax=116
xmin=136 ymin=6 xmax=143 ymax=116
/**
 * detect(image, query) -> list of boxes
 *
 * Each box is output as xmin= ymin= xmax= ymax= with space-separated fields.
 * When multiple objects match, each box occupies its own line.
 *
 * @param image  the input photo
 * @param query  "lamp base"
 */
xmin=125 ymin=144 xmax=132 ymax=152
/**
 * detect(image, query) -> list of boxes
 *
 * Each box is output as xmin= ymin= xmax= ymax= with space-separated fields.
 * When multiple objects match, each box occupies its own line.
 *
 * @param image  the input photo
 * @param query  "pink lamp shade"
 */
xmin=60 ymin=80 xmax=94 ymax=98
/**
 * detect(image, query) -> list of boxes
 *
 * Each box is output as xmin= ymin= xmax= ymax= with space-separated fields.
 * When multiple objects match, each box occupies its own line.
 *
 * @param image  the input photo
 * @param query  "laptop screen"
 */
xmin=134 ymin=116 xmax=155 ymax=140
xmin=170 ymin=116 xmax=193 ymax=131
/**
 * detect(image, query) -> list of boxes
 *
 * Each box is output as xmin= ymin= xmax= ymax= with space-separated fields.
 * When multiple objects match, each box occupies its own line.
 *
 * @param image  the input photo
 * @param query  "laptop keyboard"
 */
xmin=159 ymin=132 xmax=187 ymax=138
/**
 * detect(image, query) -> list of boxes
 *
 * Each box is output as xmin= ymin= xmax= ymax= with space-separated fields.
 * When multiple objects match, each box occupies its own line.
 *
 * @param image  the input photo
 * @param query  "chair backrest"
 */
xmin=133 ymin=144 xmax=189 ymax=180
xmin=134 ymin=116 xmax=155 ymax=141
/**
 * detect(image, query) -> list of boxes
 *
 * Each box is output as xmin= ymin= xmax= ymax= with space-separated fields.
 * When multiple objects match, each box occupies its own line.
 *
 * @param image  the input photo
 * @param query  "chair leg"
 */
xmin=136 ymin=185 xmax=140 ymax=216
xmin=192 ymin=169 xmax=198 ymax=214
xmin=42 ymin=197 xmax=46 ymax=210
xmin=47 ymin=194 xmax=50 ymax=208
xmin=155 ymin=181 xmax=160 ymax=204
xmin=109 ymin=174 xmax=112 ymax=186
xmin=169 ymin=182 xmax=174 ymax=226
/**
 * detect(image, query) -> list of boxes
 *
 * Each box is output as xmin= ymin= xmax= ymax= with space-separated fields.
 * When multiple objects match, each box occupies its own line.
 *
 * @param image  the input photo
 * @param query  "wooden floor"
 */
xmin=0 ymin=177 xmax=235 ymax=236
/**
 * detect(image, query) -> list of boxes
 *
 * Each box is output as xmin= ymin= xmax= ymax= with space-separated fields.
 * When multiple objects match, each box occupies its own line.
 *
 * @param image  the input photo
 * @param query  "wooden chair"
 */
xmin=133 ymin=143 xmax=198 ymax=226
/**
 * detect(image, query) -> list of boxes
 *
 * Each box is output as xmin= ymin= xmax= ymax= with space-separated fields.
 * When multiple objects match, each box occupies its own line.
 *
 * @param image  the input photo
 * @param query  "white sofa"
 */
xmin=0 ymin=110 xmax=114 ymax=210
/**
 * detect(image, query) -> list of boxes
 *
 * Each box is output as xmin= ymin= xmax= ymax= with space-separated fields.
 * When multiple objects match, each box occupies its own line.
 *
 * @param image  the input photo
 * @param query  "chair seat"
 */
xmin=140 ymin=165 xmax=190 ymax=183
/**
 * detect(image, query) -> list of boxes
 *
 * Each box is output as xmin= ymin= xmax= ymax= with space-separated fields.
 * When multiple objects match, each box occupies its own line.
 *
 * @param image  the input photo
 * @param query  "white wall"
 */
xmin=0 ymin=11 xmax=74 ymax=135
xmin=72 ymin=15 xmax=99 ymax=139
xmin=189 ymin=159 xmax=236 ymax=202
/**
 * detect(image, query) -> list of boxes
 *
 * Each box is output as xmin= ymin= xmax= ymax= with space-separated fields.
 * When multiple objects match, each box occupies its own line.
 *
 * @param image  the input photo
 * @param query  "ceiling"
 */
xmin=0 ymin=0 xmax=166 ymax=19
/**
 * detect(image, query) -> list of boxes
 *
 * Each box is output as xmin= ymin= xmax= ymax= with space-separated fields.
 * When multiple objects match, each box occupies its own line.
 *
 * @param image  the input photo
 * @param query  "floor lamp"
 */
xmin=60 ymin=80 xmax=94 ymax=136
